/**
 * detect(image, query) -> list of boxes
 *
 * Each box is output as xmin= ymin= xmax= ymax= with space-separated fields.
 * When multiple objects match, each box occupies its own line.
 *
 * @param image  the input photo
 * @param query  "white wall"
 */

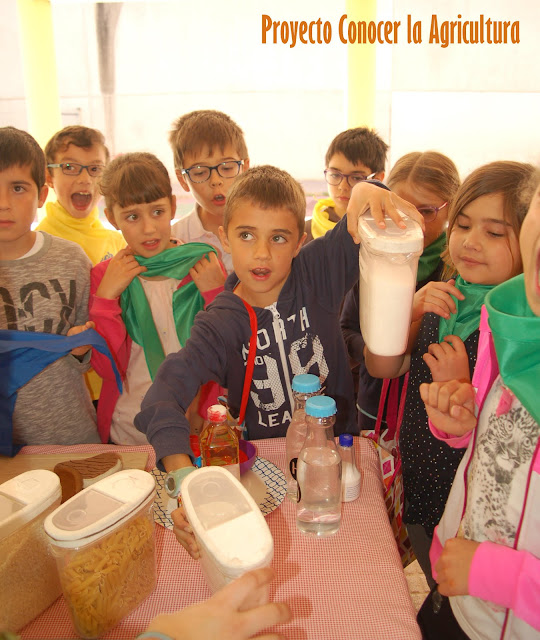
xmin=1 ymin=0 xmax=539 ymax=193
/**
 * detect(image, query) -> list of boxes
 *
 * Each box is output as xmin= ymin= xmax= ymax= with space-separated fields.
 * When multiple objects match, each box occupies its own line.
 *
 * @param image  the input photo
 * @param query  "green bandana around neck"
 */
xmin=120 ymin=242 xmax=217 ymax=380
xmin=417 ymin=232 xmax=446 ymax=283
xmin=485 ymin=274 xmax=540 ymax=425
xmin=438 ymin=275 xmax=494 ymax=343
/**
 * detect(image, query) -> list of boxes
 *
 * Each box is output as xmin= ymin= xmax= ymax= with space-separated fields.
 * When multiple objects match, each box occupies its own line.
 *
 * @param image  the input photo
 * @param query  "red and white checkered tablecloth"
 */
xmin=18 ymin=438 xmax=420 ymax=640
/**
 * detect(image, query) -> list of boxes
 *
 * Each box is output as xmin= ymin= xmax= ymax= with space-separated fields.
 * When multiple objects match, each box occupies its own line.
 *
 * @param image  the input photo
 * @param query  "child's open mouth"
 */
xmin=251 ymin=268 xmax=270 ymax=280
xmin=71 ymin=192 xmax=92 ymax=211
xmin=142 ymin=240 xmax=160 ymax=250
xmin=212 ymin=195 xmax=226 ymax=205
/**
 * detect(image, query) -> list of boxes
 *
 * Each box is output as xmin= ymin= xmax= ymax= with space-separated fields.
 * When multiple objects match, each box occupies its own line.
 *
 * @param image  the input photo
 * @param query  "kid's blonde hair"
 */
xmin=441 ymin=160 xmax=536 ymax=278
xmin=169 ymin=110 xmax=248 ymax=171
xmin=99 ymin=152 xmax=172 ymax=211
xmin=387 ymin=151 xmax=460 ymax=204
xmin=224 ymin=165 xmax=306 ymax=239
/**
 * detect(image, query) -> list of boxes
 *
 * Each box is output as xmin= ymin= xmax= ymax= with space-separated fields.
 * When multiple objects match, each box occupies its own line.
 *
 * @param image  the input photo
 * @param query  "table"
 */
xmin=18 ymin=439 xmax=421 ymax=640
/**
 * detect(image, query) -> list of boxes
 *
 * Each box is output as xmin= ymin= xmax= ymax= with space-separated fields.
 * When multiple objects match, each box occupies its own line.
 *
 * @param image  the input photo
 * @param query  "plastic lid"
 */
xmin=44 ymin=469 xmax=155 ymax=547
xmin=305 ymin=395 xmax=337 ymax=418
xmin=0 ymin=470 xmax=60 ymax=541
xmin=207 ymin=404 xmax=227 ymax=423
xmin=292 ymin=373 xmax=321 ymax=393
xmin=339 ymin=433 xmax=353 ymax=447
xmin=181 ymin=467 xmax=273 ymax=574
xmin=357 ymin=212 xmax=424 ymax=254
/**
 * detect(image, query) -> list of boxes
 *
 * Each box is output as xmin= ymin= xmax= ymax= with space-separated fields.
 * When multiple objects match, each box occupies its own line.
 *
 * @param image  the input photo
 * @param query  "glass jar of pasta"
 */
xmin=44 ymin=469 xmax=156 ymax=639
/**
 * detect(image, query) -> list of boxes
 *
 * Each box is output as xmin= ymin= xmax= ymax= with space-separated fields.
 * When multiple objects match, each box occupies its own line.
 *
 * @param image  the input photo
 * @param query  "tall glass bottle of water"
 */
xmin=286 ymin=374 xmax=321 ymax=501
xmin=296 ymin=396 xmax=342 ymax=537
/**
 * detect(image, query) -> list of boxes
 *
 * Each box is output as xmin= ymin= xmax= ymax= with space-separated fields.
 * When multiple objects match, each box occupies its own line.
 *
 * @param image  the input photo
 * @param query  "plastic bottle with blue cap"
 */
xmin=337 ymin=433 xmax=361 ymax=502
xmin=296 ymin=395 xmax=342 ymax=537
xmin=286 ymin=374 xmax=322 ymax=502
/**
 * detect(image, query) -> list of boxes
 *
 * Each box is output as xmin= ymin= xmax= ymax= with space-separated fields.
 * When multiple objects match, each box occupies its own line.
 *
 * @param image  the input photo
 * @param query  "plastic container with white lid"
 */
xmin=44 ymin=469 xmax=156 ymax=639
xmin=181 ymin=466 xmax=274 ymax=596
xmin=0 ymin=470 xmax=62 ymax=632
xmin=358 ymin=212 xmax=424 ymax=356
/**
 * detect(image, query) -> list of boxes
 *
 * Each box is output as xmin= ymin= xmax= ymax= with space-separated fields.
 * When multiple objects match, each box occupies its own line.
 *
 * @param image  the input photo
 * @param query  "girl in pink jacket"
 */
xmin=419 ymin=170 xmax=540 ymax=639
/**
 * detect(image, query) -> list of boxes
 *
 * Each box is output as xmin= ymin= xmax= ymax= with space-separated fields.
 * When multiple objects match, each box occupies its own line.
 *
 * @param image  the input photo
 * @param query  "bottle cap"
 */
xmin=292 ymin=373 xmax=321 ymax=393
xmin=339 ymin=433 xmax=353 ymax=447
xmin=207 ymin=404 xmax=227 ymax=422
xmin=305 ymin=395 xmax=336 ymax=418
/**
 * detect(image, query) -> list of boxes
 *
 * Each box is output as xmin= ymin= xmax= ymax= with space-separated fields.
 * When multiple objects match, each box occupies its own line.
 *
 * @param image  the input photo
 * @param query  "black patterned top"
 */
xmin=400 ymin=311 xmax=479 ymax=537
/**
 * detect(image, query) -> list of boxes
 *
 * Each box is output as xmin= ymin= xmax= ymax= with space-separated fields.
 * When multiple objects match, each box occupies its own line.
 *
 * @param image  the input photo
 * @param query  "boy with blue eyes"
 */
xmin=37 ymin=125 xmax=126 ymax=406
xmin=169 ymin=110 xmax=250 ymax=275
xmin=134 ymin=165 xmax=422 ymax=489
xmin=305 ymin=127 xmax=388 ymax=243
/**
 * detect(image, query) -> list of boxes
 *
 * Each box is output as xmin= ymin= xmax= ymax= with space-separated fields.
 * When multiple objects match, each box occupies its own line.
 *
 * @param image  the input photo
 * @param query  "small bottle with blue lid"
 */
xmin=296 ymin=395 xmax=342 ymax=537
xmin=337 ymin=433 xmax=361 ymax=502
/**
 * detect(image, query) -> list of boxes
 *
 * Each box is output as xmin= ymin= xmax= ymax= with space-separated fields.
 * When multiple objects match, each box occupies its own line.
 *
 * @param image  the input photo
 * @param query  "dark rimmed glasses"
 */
xmin=181 ymin=160 xmax=244 ymax=184
xmin=324 ymin=170 xmax=377 ymax=188
xmin=47 ymin=162 xmax=105 ymax=177
xmin=416 ymin=202 xmax=448 ymax=222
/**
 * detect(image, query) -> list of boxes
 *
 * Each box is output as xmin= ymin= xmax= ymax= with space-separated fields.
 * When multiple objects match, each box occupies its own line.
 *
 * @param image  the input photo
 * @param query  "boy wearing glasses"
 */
xmin=169 ymin=110 xmax=249 ymax=275
xmin=305 ymin=127 xmax=388 ymax=242
xmin=37 ymin=125 xmax=126 ymax=405
xmin=37 ymin=125 xmax=126 ymax=265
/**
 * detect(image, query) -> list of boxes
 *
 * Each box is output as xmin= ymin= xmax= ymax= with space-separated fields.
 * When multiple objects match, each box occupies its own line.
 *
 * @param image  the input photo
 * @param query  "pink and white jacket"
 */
xmin=429 ymin=306 xmax=540 ymax=639
xmin=89 ymin=258 xmax=223 ymax=442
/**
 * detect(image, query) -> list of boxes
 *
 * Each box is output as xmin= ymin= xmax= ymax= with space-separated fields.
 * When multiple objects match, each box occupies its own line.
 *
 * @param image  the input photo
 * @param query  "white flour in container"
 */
xmin=359 ymin=252 xmax=416 ymax=356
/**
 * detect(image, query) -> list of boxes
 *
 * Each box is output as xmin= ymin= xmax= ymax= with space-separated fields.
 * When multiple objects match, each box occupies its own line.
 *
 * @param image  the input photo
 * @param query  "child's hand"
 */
xmin=67 ymin=321 xmax=95 ymax=357
xmin=172 ymin=505 xmax=200 ymax=559
xmin=423 ymin=335 xmax=470 ymax=383
xmin=190 ymin=251 xmax=226 ymax=293
xmin=419 ymin=379 xmax=477 ymax=436
xmin=95 ymin=247 xmax=147 ymax=299
xmin=346 ymin=181 xmax=425 ymax=243
xmin=144 ymin=567 xmax=291 ymax=640
xmin=435 ymin=538 xmax=480 ymax=597
xmin=411 ymin=279 xmax=464 ymax=323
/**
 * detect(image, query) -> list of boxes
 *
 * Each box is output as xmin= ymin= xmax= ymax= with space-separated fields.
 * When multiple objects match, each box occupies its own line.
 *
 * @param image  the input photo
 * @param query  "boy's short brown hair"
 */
xmin=99 ymin=152 xmax=172 ymax=211
xmin=325 ymin=127 xmax=388 ymax=174
xmin=169 ymin=110 xmax=248 ymax=170
xmin=44 ymin=125 xmax=110 ymax=164
xmin=0 ymin=126 xmax=45 ymax=190
xmin=224 ymin=165 xmax=306 ymax=239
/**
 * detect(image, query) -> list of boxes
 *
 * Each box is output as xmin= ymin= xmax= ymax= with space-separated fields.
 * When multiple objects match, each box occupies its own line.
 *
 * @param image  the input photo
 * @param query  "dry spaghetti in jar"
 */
xmin=45 ymin=469 xmax=156 ymax=639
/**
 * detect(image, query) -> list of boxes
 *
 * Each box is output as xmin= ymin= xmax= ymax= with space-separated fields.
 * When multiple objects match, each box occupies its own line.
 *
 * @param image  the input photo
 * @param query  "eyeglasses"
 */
xmin=324 ymin=170 xmax=376 ymax=188
xmin=47 ymin=163 xmax=105 ymax=177
xmin=181 ymin=160 xmax=244 ymax=184
xmin=416 ymin=202 xmax=448 ymax=222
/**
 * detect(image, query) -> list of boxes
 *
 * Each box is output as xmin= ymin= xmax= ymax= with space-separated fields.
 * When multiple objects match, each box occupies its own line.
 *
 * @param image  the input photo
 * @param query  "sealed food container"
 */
xmin=358 ymin=212 xmax=424 ymax=356
xmin=181 ymin=466 xmax=274 ymax=596
xmin=44 ymin=469 xmax=156 ymax=639
xmin=0 ymin=470 xmax=62 ymax=632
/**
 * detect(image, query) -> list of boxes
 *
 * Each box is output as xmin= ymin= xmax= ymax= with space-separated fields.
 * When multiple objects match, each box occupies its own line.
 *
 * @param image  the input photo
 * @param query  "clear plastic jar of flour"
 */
xmin=358 ymin=212 xmax=423 ymax=356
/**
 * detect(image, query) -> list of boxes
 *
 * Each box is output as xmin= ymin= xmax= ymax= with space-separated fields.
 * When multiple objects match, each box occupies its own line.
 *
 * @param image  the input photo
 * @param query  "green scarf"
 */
xmin=438 ymin=275 xmax=494 ymax=342
xmin=417 ymin=232 xmax=446 ymax=283
xmin=485 ymin=274 xmax=540 ymax=425
xmin=120 ymin=242 xmax=217 ymax=380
